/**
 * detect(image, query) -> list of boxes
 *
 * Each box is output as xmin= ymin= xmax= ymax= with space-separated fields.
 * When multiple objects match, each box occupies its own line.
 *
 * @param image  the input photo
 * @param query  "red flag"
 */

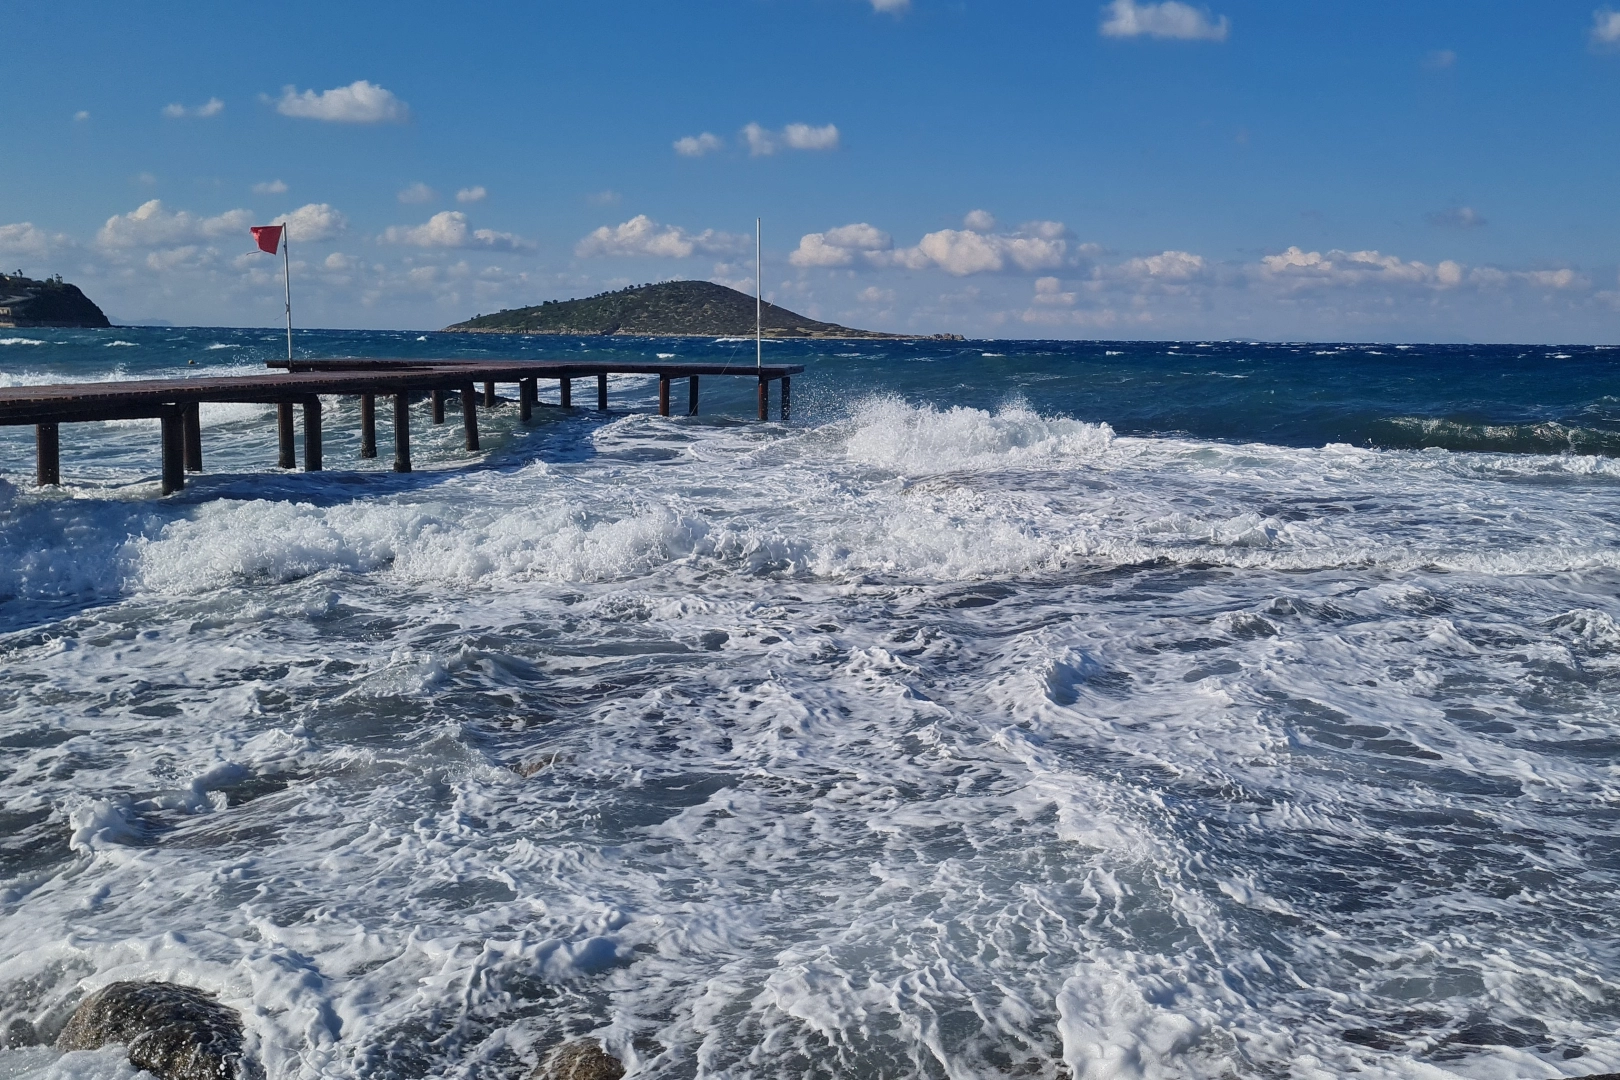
xmin=250 ymin=225 xmax=283 ymax=255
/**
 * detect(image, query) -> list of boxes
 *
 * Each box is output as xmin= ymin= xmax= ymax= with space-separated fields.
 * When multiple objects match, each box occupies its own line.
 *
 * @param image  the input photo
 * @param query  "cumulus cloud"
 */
xmin=0 ymin=223 xmax=62 ymax=258
xmin=790 ymin=223 xmax=894 ymax=267
xmin=163 ymin=98 xmax=224 ymax=119
xmin=456 ymin=186 xmax=487 ymax=204
xmin=1260 ymin=246 xmax=1464 ymax=288
xmin=382 ymin=210 xmax=529 ymax=251
xmin=742 ymin=122 xmax=840 ymax=156
xmin=576 ymin=215 xmax=745 ymax=258
xmin=674 ymin=132 xmax=724 ymax=157
xmin=96 ymin=200 xmax=254 ymax=248
xmin=963 ymin=209 xmax=996 ymax=232
xmin=1426 ymin=206 xmax=1486 ymax=228
xmin=253 ymin=179 xmax=289 ymax=195
xmin=74 ymin=110 xmax=90 ymax=122
xmin=397 ymin=182 xmax=435 ymax=204
xmin=1119 ymin=250 xmax=1206 ymax=280
xmin=1593 ymin=9 xmax=1620 ymax=46
xmin=858 ymin=285 xmax=897 ymax=304
xmin=1032 ymin=277 xmax=1076 ymax=306
xmin=273 ymin=80 xmax=409 ymax=123
xmin=1101 ymin=0 xmax=1229 ymax=41
xmin=895 ymin=220 xmax=1074 ymax=275
xmin=270 ymin=203 xmax=349 ymax=243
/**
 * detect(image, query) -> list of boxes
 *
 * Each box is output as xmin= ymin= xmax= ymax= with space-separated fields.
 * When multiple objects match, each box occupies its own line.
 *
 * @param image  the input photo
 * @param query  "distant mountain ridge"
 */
xmin=443 ymin=280 xmax=960 ymax=339
xmin=0 ymin=273 xmax=110 ymax=329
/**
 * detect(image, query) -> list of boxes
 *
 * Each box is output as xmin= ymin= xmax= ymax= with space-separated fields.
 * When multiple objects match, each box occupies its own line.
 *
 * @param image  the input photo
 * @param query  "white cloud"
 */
xmin=74 ymin=110 xmax=90 ymax=122
xmin=382 ymin=210 xmax=529 ymax=252
xmin=869 ymin=0 xmax=909 ymax=12
xmin=398 ymin=182 xmax=436 ymax=204
xmin=1032 ymin=277 xmax=1076 ymax=306
xmin=743 ymin=122 xmax=840 ymax=156
xmin=782 ymin=123 xmax=840 ymax=151
xmin=963 ymin=209 xmax=996 ymax=232
xmin=252 ymin=179 xmax=289 ymax=196
xmin=271 ymin=203 xmax=349 ymax=243
xmin=1120 ymin=250 xmax=1206 ymax=280
xmin=675 ymin=132 xmax=724 ymax=157
xmin=0 ymin=223 xmax=60 ymax=258
xmin=895 ymin=221 xmax=1074 ymax=275
xmin=575 ymin=214 xmax=745 ymax=258
xmin=163 ymin=98 xmax=224 ymax=119
xmin=1260 ymin=246 xmax=1458 ymax=288
xmin=1592 ymin=9 xmax=1620 ymax=46
xmin=790 ymin=223 xmax=893 ymax=267
xmin=1427 ymin=206 xmax=1486 ymax=228
xmin=587 ymin=190 xmax=622 ymax=206
xmin=273 ymin=80 xmax=409 ymax=123
xmin=1101 ymin=0 xmax=1229 ymax=41
xmin=96 ymin=200 xmax=254 ymax=248
xmin=456 ymin=186 xmax=487 ymax=204
xmin=1522 ymin=268 xmax=1580 ymax=289
xmin=858 ymin=285 xmax=897 ymax=304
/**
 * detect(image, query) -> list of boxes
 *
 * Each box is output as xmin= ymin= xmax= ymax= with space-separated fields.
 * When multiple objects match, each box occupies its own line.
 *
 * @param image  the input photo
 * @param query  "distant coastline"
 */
xmin=443 ymin=280 xmax=963 ymax=341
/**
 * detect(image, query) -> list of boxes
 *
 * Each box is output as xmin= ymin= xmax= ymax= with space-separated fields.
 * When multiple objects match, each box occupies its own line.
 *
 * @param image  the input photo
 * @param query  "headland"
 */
xmin=0 ymin=272 xmax=110 ymax=329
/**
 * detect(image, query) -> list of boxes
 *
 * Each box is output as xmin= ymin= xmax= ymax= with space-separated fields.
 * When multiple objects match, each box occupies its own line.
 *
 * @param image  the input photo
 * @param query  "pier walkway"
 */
xmin=0 ymin=358 xmax=801 ymax=492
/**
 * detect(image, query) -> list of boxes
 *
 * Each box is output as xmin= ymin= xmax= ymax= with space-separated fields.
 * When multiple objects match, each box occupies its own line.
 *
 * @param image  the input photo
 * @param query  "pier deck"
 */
xmin=0 ymin=358 xmax=801 ymax=492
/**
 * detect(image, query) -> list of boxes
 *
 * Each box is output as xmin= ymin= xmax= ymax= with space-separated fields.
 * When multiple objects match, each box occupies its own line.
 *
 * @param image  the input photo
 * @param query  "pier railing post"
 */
xmin=483 ymin=381 xmax=496 ymax=408
xmin=432 ymin=389 xmax=445 ymax=425
xmin=520 ymin=378 xmax=534 ymax=422
xmin=757 ymin=377 xmax=768 ymax=421
xmin=393 ymin=393 xmax=412 ymax=473
xmin=560 ymin=377 xmax=572 ymax=408
xmin=277 ymin=402 xmax=295 ymax=468
xmin=461 ymin=383 xmax=480 ymax=451
xmin=303 ymin=398 xmax=323 ymax=471
xmin=183 ymin=403 xmax=203 ymax=472
xmin=688 ymin=376 xmax=699 ymax=416
xmin=160 ymin=408 xmax=185 ymax=494
xmin=780 ymin=376 xmax=790 ymax=423
xmin=360 ymin=393 xmax=377 ymax=458
xmin=659 ymin=376 xmax=671 ymax=417
xmin=36 ymin=423 xmax=59 ymax=487
xmin=597 ymin=372 xmax=608 ymax=412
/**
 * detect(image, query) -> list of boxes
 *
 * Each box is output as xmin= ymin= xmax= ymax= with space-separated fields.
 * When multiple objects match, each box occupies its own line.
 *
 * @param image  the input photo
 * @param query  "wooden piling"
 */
xmin=303 ymin=398 xmax=322 ymax=472
xmin=659 ymin=376 xmax=671 ymax=417
xmin=758 ymin=377 xmax=768 ymax=421
xmin=35 ymin=423 xmax=59 ymax=486
xmin=160 ymin=410 xmax=185 ymax=494
xmin=597 ymin=372 xmax=608 ymax=412
xmin=277 ymin=403 xmax=295 ymax=468
xmin=560 ymin=377 xmax=571 ymax=408
xmin=182 ymin=402 xmax=203 ymax=472
xmin=688 ymin=376 xmax=699 ymax=417
xmin=393 ymin=393 xmax=411 ymax=473
xmin=461 ymin=383 xmax=480 ymax=451
xmin=432 ymin=389 xmax=445 ymax=425
xmin=483 ymin=381 xmax=496 ymax=408
xmin=520 ymin=378 xmax=534 ymax=422
xmin=780 ymin=376 xmax=790 ymax=423
xmin=359 ymin=393 xmax=377 ymax=458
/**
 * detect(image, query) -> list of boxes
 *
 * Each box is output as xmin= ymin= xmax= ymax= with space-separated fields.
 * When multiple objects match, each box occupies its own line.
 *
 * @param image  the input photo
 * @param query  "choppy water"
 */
xmin=1 ymin=328 xmax=1617 ymax=1080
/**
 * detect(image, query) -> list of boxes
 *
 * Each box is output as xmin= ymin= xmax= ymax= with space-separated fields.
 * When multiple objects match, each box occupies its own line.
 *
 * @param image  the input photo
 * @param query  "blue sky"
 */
xmin=5 ymin=0 xmax=1620 ymax=341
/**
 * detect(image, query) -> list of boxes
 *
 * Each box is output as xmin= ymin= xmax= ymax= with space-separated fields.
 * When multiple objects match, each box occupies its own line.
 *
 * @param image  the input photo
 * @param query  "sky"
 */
xmin=5 ymin=0 xmax=1620 ymax=342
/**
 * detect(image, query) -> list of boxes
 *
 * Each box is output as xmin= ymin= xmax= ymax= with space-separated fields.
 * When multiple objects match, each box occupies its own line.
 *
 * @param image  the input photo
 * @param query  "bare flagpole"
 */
xmin=282 ymin=226 xmax=293 ymax=362
xmin=755 ymin=217 xmax=761 ymax=371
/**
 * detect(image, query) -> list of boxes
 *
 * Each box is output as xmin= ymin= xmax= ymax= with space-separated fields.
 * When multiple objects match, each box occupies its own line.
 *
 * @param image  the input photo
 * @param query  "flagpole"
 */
xmin=282 ymin=228 xmax=293 ymax=362
xmin=755 ymin=217 xmax=761 ymax=371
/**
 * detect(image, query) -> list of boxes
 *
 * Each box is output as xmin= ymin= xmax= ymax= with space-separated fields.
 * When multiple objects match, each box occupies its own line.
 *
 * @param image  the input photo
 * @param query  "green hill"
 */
xmin=0 ymin=273 xmax=110 ymax=329
xmin=443 ymin=280 xmax=957 ymax=339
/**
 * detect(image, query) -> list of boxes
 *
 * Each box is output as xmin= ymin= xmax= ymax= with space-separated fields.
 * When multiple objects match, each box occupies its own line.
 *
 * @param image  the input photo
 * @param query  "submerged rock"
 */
xmin=56 ymin=981 xmax=245 ymax=1080
xmin=535 ymin=1038 xmax=624 ymax=1080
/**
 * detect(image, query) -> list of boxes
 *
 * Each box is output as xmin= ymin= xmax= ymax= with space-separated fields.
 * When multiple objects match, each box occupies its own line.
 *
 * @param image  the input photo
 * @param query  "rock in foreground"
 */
xmin=536 ymin=1038 xmax=625 ymax=1080
xmin=56 ymin=981 xmax=245 ymax=1080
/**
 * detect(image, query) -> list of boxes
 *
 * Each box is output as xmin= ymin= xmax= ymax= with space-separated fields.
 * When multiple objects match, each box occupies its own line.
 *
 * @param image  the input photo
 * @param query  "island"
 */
xmin=0 ymin=272 xmax=111 ymax=329
xmin=443 ymin=280 xmax=961 ymax=340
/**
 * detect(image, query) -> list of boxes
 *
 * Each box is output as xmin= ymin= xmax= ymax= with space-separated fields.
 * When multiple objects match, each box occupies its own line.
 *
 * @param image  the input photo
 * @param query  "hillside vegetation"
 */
xmin=0 ymin=273 xmax=111 ymax=328
xmin=444 ymin=280 xmax=957 ymax=339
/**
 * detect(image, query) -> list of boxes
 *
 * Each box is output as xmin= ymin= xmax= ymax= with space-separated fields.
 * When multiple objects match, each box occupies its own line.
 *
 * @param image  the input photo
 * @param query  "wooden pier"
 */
xmin=0 ymin=358 xmax=801 ymax=493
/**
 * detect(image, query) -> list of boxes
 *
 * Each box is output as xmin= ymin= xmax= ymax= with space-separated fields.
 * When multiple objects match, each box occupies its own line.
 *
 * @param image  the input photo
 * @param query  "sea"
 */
xmin=0 ymin=328 xmax=1617 ymax=1080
